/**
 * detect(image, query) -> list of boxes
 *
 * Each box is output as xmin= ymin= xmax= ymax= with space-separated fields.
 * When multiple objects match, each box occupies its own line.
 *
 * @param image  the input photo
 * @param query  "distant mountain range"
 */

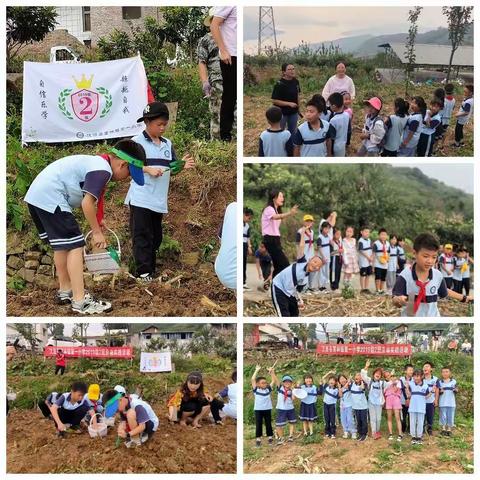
xmin=308 ymin=26 xmax=473 ymax=57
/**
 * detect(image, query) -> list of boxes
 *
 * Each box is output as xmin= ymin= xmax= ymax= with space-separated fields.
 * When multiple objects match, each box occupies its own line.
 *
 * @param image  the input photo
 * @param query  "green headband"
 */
xmin=105 ymin=392 xmax=123 ymax=407
xmin=110 ymin=148 xmax=144 ymax=168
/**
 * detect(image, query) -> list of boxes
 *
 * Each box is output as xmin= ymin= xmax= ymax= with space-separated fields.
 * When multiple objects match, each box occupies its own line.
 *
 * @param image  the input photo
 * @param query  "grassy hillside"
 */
xmin=244 ymin=164 xmax=473 ymax=255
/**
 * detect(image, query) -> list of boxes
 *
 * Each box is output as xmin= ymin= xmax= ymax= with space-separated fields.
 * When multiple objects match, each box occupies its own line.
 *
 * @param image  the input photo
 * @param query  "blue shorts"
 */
xmin=28 ymin=204 xmax=85 ymax=251
xmin=276 ymin=408 xmax=296 ymax=426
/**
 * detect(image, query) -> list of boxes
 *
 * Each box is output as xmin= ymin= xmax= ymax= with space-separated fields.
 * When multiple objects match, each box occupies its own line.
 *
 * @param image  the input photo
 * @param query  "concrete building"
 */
xmin=6 ymin=324 xmax=49 ymax=349
xmin=54 ymin=6 xmax=163 ymax=46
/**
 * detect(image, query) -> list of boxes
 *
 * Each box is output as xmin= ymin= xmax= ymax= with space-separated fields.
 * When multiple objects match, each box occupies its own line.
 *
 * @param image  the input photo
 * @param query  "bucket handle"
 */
xmin=89 ymin=412 xmax=105 ymax=427
xmin=84 ymin=228 xmax=121 ymax=258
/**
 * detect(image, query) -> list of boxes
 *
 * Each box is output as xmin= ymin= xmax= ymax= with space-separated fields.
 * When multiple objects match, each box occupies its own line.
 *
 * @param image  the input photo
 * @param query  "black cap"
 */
xmin=137 ymin=101 xmax=170 ymax=123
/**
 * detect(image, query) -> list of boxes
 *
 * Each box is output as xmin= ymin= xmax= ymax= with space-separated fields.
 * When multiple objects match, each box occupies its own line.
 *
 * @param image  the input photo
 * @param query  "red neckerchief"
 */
xmin=382 ymin=241 xmax=387 ymax=255
xmin=283 ymin=386 xmax=290 ymax=401
xmin=305 ymin=228 xmax=313 ymax=247
xmin=446 ymin=95 xmax=454 ymax=101
xmin=413 ymin=265 xmax=430 ymax=314
xmin=95 ymin=154 xmax=111 ymax=224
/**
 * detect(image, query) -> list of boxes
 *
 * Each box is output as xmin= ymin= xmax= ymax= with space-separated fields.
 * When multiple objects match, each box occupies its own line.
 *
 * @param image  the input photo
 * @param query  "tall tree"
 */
xmin=442 ymin=7 xmax=473 ymax=82
xmin=73 ymin=323 xmax=89 ymax=344
xmin=46 ymin=323 xmax=64 ymax=337
xmin=6 ymin=6 xmax=57 ymax=63
xmin=404 ymin=7 xmax=423 ymax=97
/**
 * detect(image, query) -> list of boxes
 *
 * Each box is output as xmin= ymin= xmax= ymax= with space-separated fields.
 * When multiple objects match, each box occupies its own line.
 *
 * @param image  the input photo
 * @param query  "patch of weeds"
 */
xmin=7 ymin=276 xmax=26 ymax=292
xmin=438 ymin=452 xmax=453 ymax=462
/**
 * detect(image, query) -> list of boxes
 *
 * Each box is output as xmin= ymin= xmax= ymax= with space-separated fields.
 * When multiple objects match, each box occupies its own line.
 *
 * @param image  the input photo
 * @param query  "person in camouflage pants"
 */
xmin=197 ymin=29 xmax=223 ymax=140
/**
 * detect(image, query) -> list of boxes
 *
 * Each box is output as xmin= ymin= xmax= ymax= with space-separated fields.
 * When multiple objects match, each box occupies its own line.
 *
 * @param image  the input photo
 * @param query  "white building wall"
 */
xmin=55 ymin=6 xmax=91 ymax=43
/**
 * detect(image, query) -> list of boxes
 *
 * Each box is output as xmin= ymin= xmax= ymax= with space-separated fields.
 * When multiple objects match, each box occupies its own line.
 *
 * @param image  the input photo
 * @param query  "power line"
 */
xmin=257 ymin=7 xmax=278 ymax=55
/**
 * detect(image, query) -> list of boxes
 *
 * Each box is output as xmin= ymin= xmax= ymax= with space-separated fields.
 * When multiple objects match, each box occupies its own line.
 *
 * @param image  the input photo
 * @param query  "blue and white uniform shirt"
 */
xmin=253 ymin=385 xmax=273 ymax=411
xmin=276 ymin=386 xmax=294 ymax=410
xmin=292 ymin=120 xmax=335 ymax=157
xmin=437 ymin=378 xmax=457 ymax=408
xmin=125 ymin=131 xmax=177 ymax=213
xmin=392 ymin=265 xmax=448 ymax=317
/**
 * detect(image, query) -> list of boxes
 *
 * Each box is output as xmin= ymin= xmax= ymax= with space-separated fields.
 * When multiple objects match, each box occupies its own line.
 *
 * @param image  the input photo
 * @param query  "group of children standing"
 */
xmin=251 ymin=360 xmax=459 ymax=447
xmin=255 ymin=213 xmax=473 ymax=316
xmin=258 ymin=84 xmax=473 ymax=157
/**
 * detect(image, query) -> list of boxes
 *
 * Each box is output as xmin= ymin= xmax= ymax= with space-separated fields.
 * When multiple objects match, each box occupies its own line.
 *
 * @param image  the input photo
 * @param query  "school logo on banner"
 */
xmin=58 ymin=74 xmax=112 ymax=122
xmin=22 ymin=55 xmax=149 ymax=144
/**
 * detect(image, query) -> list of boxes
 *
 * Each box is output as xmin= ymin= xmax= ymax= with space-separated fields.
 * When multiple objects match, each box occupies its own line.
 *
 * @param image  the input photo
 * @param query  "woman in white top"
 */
xmin=322 ymin=61 xmax=356 ymax=102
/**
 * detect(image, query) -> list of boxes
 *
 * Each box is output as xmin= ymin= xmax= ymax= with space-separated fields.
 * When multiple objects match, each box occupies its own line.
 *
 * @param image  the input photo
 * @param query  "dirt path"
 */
xmin=244 ymin=427 xmax=473 ymax=474
xmin=7 ymin=406 xmax=236 ymax=473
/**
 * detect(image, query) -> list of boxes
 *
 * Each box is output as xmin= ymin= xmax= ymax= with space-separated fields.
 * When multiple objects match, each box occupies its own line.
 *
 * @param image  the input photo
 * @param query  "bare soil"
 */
xmin=7 ymin=408 xmax=236 ymax=473
xmin=244 ymin=428 xmax=473 ymax=474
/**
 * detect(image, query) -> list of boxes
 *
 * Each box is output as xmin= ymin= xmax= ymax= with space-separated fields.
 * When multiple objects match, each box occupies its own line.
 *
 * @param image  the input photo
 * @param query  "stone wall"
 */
xmin=7 ymin=232 xmax=55 ymax=288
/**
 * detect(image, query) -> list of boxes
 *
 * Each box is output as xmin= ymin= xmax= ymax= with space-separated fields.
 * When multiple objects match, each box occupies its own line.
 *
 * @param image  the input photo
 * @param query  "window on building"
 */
xmin=82 ymin=7 xmax=91 ymax=32
xmin=122 ymin=7 xmax=142 ymax=20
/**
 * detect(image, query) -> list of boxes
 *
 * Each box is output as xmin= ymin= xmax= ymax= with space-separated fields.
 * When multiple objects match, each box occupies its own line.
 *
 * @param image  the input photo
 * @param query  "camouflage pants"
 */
xmin=209 ymin=86 xmax=237 ymax=140
xmin=209 ymin=87 xmax=222 ymax=140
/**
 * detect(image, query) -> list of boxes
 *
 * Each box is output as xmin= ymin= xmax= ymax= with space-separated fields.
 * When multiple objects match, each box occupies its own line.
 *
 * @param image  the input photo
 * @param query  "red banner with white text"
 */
xmin=44 ymin=346 xmax=133 ymax=359
xmin=316 ymin=343 xmax=412 ymax=356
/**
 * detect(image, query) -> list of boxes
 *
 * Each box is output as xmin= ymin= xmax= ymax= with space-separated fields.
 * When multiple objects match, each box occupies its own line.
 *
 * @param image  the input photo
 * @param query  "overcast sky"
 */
xmin=392 ymin=164 xmax=474 ymax=194
xmin=244 ymin=6 xmax=450 ymax=52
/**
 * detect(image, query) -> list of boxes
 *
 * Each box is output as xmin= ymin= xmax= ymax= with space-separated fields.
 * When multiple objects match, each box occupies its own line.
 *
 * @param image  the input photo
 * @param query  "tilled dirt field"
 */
xmin=7 ymin=408 xmax=236 ymax=473
xmin=8 ymin=267 xmax=236 ymax=317
xmin=7 ymin=167 xmax=237 ymax=317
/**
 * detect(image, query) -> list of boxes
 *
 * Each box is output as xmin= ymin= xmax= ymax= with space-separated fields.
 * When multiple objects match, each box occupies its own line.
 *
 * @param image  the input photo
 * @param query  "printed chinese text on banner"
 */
xmin=22 ymin=55 xmax=149 ymax=143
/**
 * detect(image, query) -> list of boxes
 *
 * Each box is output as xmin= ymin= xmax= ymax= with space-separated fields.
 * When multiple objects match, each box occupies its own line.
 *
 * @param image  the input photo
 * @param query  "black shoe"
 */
xmin=255 ymin=439 xmax=261 ymax=448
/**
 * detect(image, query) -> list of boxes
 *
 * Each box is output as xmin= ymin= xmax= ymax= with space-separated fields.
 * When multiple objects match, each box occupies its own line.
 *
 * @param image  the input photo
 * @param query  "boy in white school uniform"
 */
xmin=25 ymin=139 xmax=147 ymax=314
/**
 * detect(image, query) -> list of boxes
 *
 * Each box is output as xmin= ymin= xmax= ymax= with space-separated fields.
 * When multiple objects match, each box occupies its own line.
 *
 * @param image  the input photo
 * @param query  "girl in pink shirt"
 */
xmin=384 ymin=373 xmax=403 ymax=441
xmin=261 ymin=190 xmax=298 ymax=278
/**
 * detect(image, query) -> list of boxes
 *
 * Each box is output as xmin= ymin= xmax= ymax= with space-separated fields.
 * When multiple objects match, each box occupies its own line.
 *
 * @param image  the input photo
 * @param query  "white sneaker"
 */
xmin=125 ymin=437 xmax=142 ymax=448
xmin=71 ymin=295 xmax=112 ymax=315
xmin=137 ymin=273 xmax=154 ymax=283
xmin=351 ymin=432 xmax=358 ymax=439
xmin=243 ymin=284 xmax=252 ymax=291
xmin=342 ymin=432 xmax=349 ymax=439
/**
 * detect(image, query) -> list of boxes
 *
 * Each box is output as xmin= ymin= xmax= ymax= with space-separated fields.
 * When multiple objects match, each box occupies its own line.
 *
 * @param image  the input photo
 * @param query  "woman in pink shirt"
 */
xmin=261 ymin=190 xmax=298 ymax=277
xmin=322 ymin=61 xmax=356 ymax=103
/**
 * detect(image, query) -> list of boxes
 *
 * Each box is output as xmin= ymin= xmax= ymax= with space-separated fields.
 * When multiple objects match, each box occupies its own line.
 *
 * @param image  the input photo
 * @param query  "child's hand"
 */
xmin=290 ymin=204 xmax=299 ymax=215
xmin=57 ymin=422 xmax=67 ymax=432
xmin=92 ymin=230 xmax=107 ymax=249
xmin=259 ymin=273 xmax=264 ymax=280
xmin=298 ymin=298 xmax=305 ymax=310
xmin=182 ymin=153 xmax=195 ymax=169
xmin=392 ymin=296 xmax=408 ymax=307
xmin=255 ymin=364 xmax=261 ymax=372
xmin=365 ymin=359 xmax=371 ymax=369
xmin=143 ymin=166 xmax=163 ymax=177
xmin=205 ymin=393 xmax=213 ymax=402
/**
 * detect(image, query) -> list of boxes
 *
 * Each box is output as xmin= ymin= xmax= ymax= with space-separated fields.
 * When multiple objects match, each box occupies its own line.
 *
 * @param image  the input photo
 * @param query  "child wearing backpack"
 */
xmin=381 ymin=98 xmax=409 ymax=156
xmin=361 ymin=360 xmax=385 ymax=439
xmin=357 ymin=97 xmax=385 ymax=156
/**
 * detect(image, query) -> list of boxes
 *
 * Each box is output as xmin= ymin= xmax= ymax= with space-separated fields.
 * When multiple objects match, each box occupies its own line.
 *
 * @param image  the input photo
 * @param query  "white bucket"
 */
xmin=88 ymin=413 xmax=108 ymax=438
xmin=84 ymin=228 xmax=121 ymax=275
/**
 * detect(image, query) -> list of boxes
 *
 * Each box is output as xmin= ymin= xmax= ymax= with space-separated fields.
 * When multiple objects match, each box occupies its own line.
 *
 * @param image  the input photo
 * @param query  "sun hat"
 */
xmin=444 ymin=244 xmax=453 ymax=250
xmin=282 ymin=375 xmax=293 ymax=382
xmin=303 ymin=214 xmax=314 ymax=222
xmin=88 ymin=384 xmax=100 ymax=401
xmin=363 ymin=96 xmax=382 ymax=111
xmin=204 ymin=7 xmax=216 ymax=27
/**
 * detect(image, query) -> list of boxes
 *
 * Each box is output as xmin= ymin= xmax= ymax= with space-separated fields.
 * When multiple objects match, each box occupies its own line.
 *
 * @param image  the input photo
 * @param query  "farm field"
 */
xmin=7 ymin=350 xmax=237 ymax=473
xmin=6 ymin=138 xmax=236 ymax=317
xmin=243 ymin=349 xmax=474 ymax=474
xmin=243 ymin=65 xmax=473 ymax=157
